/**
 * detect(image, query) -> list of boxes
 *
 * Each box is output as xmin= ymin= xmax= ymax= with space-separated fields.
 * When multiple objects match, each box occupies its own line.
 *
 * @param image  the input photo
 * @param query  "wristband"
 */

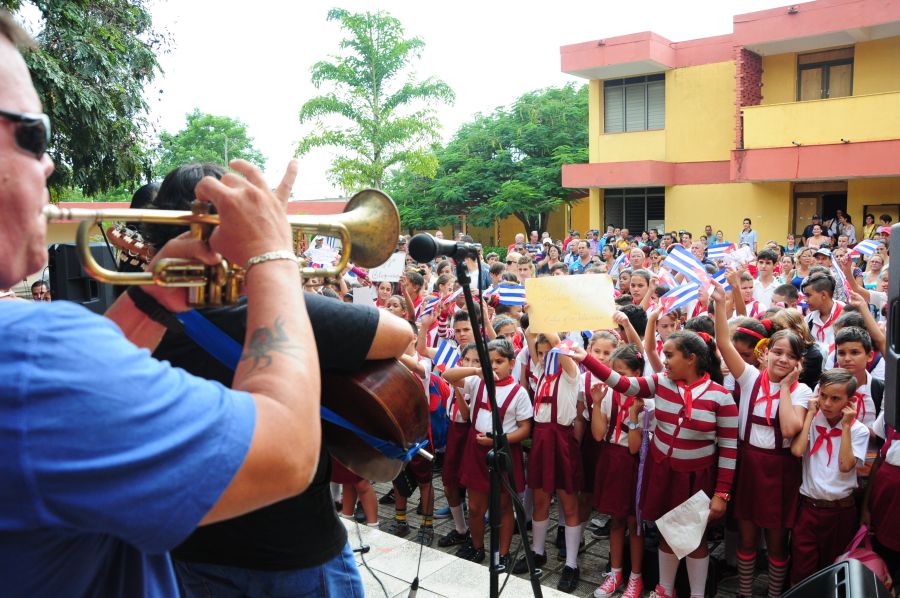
xmin=246 ymin=250 xmax=299 ymax=274
xmin=714 ymin=491 xmax=731 ymax=502
xmin=127 ymin=286 xmax=182 ymax=330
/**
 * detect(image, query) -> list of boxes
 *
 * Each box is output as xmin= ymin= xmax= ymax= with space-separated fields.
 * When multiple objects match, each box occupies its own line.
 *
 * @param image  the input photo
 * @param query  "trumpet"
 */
xmin=44 ymin=188 xmax=400 ymax=307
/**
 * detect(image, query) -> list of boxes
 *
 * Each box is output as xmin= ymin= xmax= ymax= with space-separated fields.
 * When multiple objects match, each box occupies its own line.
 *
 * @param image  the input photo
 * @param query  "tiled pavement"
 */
xmin=344 ymin=477 xmax=774 ymax=598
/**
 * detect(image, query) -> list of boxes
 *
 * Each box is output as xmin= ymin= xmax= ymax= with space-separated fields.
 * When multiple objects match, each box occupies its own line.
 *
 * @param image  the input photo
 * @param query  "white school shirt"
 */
xmin=599 ymin=395 xmax=656 ymax=448
xmin=446 ymin=386 xmax=469 ymax=424
xmin=808 ymin=301 xmax=845 ymax=357
xmin=873 ymin=412 xmax=899 ymax=466
xmin=753 ymin=278 xmax=778 ymax=308
xmin=513 ymin=348 xmax=530 ymax=385
xmin=824 ymin=349 xmax=886 ymax=382
xmin=799 ymin=411 xmax=869 ymax=501
xmin=735 ymin=366 xmax=811 ymax=449
xmin=813 ymin=371 xmax=876 ymax=428
xmin=533 ymin=368 xmax=579 ymax=426
xmin=579 ymin=371 xmax=607 ymax=421
xmin=463 ymin=376 xmax=533 ymax=435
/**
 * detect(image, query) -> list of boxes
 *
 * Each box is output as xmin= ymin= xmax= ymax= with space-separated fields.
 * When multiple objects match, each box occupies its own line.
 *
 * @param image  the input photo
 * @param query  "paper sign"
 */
xmin=525 ymin=274 xmax=616 ymax=333
xmin=307 ymin=247 xmax=337 ymax=266
xmin=368 ymin=252 xmax=407 ymax=282
xmin=352 ymin=286 xmax=375 ymax=305
xmin=724 ymin=246 xmax=755 ymax=265
xmin=656 ymin=490 xmax=711 ymax=559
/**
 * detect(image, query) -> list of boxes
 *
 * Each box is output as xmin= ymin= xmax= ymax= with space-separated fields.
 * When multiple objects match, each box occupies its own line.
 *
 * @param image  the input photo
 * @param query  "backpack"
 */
xmin=835 ymin=525 xmax=894 ymax=590
xmin=428 ymin=371 xmax=451 ymax=450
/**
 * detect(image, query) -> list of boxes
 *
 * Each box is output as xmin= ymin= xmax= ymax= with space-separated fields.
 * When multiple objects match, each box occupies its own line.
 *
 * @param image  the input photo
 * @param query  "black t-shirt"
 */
xmin=159 ymin=292 xmax=380 ymax=570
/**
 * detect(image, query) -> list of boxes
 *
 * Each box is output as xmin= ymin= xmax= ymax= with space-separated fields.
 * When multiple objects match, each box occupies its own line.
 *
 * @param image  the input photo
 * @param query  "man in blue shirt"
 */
xmin=568 ymin=241 xmax=593 ymax=274
xmin=0 ymin=14 xmax=326 ymax=596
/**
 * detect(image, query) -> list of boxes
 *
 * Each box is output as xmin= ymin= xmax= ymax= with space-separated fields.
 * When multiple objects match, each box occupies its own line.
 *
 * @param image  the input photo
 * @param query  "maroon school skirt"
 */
xmin=733 ymin=445 xmax=802 ymax=529
xmin=640 ymin=452 xmax=715 ymax=521
xmin=441 ymin=421 xmax=470 ymax=490
xmin=581 ymin=432 xmax=601 ymax=491
xmin=459 ymin=432 xmax=525 ymax=494
xmin=527 ymin=422 xmax=584 ymax=495
xmin=594 ymin=443 xmax=639 ymax=518
xmin=331 ymin=457 xmax=362 ymax=485
xmin=870 ymin=462 xmax=900 ymax=551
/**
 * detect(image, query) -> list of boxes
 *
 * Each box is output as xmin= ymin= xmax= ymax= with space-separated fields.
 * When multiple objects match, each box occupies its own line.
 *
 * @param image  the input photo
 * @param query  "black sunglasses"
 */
xmin=0 ymin=108 xmax=51 ymax=158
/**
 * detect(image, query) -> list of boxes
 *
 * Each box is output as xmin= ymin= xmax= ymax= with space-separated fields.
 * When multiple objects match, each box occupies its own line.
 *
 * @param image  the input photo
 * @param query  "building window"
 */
xmin=604 ymin=74 xmax=665 ymax=133
xmin=604 ymin=187 xmax=665 ymax=234
xmin=797 ymin=47 xmax=853 ymax=101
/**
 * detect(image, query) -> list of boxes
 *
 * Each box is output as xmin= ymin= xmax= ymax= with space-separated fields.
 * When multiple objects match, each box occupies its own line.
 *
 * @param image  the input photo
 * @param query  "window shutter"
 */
xmin=624 ymin=84 xmax=646 ymax=132
xmin=604 ymin=191 xmax=624 ymax=229
xmin=604 ymin=86 xmax=624 ymax=133
xmin=647 ymin=81 xmax=665 ymax=130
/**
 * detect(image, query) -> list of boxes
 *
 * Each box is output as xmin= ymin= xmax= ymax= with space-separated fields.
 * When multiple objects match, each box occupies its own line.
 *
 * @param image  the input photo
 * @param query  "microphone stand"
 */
xmin=453 ymin=258 xmax=543 ymax=598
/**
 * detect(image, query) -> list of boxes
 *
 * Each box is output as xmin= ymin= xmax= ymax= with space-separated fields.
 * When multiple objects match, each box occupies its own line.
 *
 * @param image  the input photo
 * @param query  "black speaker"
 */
xmin=886 ymin=224 xmax=900 ymax=429
xmin=783 ymin=559 xmax=890 ymax=598
xmin=48 ymin=243 xmax=117 ymax=314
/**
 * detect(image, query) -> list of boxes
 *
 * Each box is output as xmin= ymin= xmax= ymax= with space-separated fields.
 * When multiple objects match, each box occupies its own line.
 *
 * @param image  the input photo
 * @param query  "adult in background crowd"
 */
xmin=738 ymin=218 xmax=757 ymax=252
xmin=30 ymin=278 xmax=50 ymax=301
xmin=803 ymin=214 xmax=827 ymax=242
xmin=0 ymin=13 xmax=325 ymax=596
xmin=507 ymin=232 xmax=526 ymax=255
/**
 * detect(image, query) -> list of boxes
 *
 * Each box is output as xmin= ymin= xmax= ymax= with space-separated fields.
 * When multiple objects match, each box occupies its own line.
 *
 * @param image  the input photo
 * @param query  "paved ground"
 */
xmin=361 ymin=476 xmax=773 ymax=598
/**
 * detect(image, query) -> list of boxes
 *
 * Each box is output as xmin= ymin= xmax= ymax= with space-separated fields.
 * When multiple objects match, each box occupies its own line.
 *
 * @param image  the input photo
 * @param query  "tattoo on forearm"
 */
xmin=240 ymin=317 xmax=301 ymax=372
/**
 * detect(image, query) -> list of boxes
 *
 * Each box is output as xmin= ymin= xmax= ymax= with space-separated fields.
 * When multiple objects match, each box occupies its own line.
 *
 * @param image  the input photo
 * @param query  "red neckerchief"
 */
xmin=692 ymin=301 xmax=706 ymax=318
xmin=853 ymin=391 xmax=868 ymax=422
xmin=810 ymin=424 xmax=843 ymax=466
xmin=815 ymin=302 xmax=843 ymax=342
xmin=536 ymin=369 xmax=561 ymax=413
xmin=656 ymin=338 xmax=663 ymax=355
xmin=613 ymin=392 xmax=635 ymax=443
xmin=756 ymin=370 xmax=797 ymax=425
xmin=482 ymin=376 xmax=515 ymax=412
xmin=674 ymin=373 xmax=710 ymax=420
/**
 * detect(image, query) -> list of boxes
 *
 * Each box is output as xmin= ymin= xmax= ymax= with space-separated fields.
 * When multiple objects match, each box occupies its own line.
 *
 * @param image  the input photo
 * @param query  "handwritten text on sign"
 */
xmin=525 ymin=274 xmax=616 ymax=333
xmin=368 ymin=252 xmax=407 ymax=282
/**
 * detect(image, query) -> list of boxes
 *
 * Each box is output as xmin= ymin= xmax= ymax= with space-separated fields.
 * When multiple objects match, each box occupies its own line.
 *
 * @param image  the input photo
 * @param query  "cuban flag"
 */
xmin=433 ymin=338 xmax=461 ymax=369
xmin=706 ymin=243 xmax=736 ymax=261
xmin=323 ymin=236 xmax=339 ymax=250
xmin=712 ymin=269 xmax=732 ymax=292
xmin=543 ymin=348 xmax=560 ymax=376
xmin=658 ymin=268 xmax=677 ymax=288
xmin=441 ymin=287 xmax=464 ymax=305
xmin=850 ymin=239 xmax=880 ymax=257
xmin=831 ymin=256 xmax=853 ymax=298
xmin=497 ymin=284 xmax=526 ymax=306
xmin=609 ymin=252 xmax=630 ymax=277
xmin=662 ymin=245 xmax=712 ymax=287
xmin=418 ymin=296 xmax=440 ymax=318
xmin=659 ymin=283 xmax=700 ymax=315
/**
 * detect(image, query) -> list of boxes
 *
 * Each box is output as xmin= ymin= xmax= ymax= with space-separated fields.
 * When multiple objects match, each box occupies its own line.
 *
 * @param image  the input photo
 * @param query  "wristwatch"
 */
xmin=626 ymin=419 xmax=641 ymax=431
xmin=714 ymin=491 xmax=731 ymax=502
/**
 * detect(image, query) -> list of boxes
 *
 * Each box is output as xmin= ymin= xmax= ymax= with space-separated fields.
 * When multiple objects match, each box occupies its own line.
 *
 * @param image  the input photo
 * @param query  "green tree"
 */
xmin=2 ymin=0 xmax=166 ymax=197
xmin=296 ymin=7 xmax=454 ymax=192
xmin=397 ymin=83 xmax=588 ymax=233
xmin=155 ymin=109 xmax=266 ymax=177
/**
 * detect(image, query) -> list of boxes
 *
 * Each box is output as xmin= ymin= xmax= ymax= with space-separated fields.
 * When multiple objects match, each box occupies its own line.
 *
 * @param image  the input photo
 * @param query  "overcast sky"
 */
xmin=147 ymin=0 xmax=790 ymax=199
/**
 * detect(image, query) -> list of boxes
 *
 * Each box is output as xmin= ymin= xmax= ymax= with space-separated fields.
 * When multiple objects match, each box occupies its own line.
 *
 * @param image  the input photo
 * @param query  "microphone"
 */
xmin=408 ymin=233 xmax=477 ymax=263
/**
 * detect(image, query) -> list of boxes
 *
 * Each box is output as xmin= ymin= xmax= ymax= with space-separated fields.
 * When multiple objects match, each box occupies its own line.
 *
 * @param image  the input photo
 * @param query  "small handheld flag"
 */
xmin=850 ymin=239 xmax=879 ymax=258
xmin=433 ymin=339 xmax=461 ymax=369
xmin=609 ymin=252 xmax=630 ymax=277
xmin=659 ymin=283 xmax=700 ymax=315
xmin=497 ymin=284 xmax=526 ymax=306
xmin=706 ymin=243 xmax=736 ymax=261
xmin=662 ymin=245 xmax=712 ymax=287
xmin=712 ymin=269 xmax=732 ymax=292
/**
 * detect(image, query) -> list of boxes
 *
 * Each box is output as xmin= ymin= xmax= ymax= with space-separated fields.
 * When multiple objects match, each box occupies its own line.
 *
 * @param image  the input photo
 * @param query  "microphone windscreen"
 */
xmin=408 ymin=234 xmax=438 ymax=263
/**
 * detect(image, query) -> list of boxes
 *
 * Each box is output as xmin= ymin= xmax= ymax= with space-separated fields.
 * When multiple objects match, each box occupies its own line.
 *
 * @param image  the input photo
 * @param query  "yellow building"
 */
xmin=560 ymin=0 xmax=900 ymax=246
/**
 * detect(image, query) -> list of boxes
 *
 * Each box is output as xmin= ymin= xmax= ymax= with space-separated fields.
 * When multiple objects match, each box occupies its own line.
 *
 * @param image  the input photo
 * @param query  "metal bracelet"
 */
xmin=245 ymin=250 xmax=299 ymax=274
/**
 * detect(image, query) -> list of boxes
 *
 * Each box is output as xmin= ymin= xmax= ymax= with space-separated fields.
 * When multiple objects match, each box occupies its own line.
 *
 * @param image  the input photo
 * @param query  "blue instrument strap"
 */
xmin=175 ymin=310 xmax=425 ymax=462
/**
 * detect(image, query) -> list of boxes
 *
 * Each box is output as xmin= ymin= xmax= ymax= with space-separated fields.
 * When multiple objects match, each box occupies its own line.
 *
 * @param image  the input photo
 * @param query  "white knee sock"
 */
xmin=658 ymin=550 xmax=680 ymax=595
xmin=531 ymin=518 xmax=549 ymax=556
xmin=686 ymin=554 xmax=710 ymax=598
xmin=564 ymin=525 xmax=581 ymax=568
xmin=450 ymin=504 xmax=468 ymax=534
xmin=330 ymin=482 xmax=342 ymax=502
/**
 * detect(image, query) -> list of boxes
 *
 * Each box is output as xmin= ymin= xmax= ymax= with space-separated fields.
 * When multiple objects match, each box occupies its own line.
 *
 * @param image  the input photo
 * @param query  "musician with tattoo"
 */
xmin=141 ymin=164 xmax=413 ymax=596
xmin=0 ymin=14 xmax=327 ymax=597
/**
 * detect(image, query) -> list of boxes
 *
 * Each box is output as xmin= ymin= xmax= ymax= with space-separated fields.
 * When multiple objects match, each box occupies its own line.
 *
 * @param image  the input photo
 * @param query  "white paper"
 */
xmin=368 ymin=252 xmax=406 ymax=282
xmin=655 ymin=490 xmax=711 ymax=559
xmin=352 ymin=286 xmax=375 ymax=305
xmin=724 ymin=246 xmax=755 ymax=266
xmin=307 ymin=247 xmax=338 ymax=266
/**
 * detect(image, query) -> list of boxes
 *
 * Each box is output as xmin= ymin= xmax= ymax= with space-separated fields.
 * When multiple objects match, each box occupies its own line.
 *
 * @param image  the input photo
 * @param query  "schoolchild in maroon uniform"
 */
xmin=789 ymin=369 xmax=869 ymax=585
xmin=515 ymin=330 xmax=584 ymax=592
xmin=575 ymin=332 xmax=619 ymax=542
xmin=571 ymin=327 xmax=739 ymax=598
xmin=438 ymin=342 xmax=479 ymax=549
xmin=862 ymin=411 xmax=900 ymax=584
xmin=591 ymin=345 xmax=652 ymax=598
xmin=443 ymin=339 xmax=532 ymax=566
xmin=332 ymin=460 xmax=378 ymax=527
xmin=712 ymin=282 xmax=810 ymax=598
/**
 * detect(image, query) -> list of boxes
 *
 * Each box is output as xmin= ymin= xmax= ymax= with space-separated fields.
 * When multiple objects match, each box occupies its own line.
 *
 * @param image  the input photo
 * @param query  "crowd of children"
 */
xmin=327 ymin=225 xmax=897 ymax=598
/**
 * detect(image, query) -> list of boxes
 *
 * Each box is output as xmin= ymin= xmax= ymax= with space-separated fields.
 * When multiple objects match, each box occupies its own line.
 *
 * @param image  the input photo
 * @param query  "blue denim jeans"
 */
xmin=173 ymin=542 xmax=364 ymax=598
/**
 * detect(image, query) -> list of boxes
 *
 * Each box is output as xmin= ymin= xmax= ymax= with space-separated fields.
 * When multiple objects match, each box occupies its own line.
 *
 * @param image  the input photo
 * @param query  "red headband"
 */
xmin=736 ymin=327 xmax=765 ymax=341
xmin=696 ymin=332 xmax=713 ymax=343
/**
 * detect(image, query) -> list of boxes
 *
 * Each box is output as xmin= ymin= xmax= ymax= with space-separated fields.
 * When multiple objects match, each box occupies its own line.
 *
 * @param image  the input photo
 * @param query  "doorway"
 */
xmin=793 ymin=181 xmax=847 ymax=236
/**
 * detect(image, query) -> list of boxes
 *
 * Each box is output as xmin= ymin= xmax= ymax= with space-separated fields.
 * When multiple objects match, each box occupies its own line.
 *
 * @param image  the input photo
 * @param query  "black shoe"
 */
xmin=383 ymin=520 xmax=410 ymax=538
xmin=379 ymin=489 xmax=395 ymax=505
xmin=354 ymin=502 xmax=366 ymax=523
xmin=557 ymin=565 xmax=579 ymax=593
xmin=455 ymin=541 xmax=476 ymax=559
xmin=555 ymin=525 xmax=565 ymax=548
xmin=467 ymin=547 xmax=486 ymax=564
xmin=415 ymin=526 xmax=434 ymax=547
xmin=513 ymin=552 xmax=547 ymax=574
xmin=432 ymin=451 xmax=445 ymax=472
xmin=438 ymin=529 xmax=471 ymax=548
xmin=498 ymin=554 xmax=511 ymax=572
xmin=591 ymin=519 xmax=612 ymax=538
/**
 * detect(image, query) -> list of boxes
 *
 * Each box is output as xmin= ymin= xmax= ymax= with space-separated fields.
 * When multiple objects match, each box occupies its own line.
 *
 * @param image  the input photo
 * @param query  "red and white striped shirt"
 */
xmin=581 ymin=355 xmax=739 ymax=494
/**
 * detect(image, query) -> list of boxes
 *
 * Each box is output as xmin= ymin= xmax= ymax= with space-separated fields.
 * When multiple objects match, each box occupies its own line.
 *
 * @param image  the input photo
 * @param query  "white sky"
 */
xmin=148 ymin=0 xmax=791 ymax=199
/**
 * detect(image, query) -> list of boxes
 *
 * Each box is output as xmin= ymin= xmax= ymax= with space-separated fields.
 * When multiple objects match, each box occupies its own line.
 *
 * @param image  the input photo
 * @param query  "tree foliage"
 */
xmin=2 ymin=0 xmax=166 ymax=197
xmin=155 ymin=109 xmax=266 ymax=177
xmin=296 ymin=7 xmax=454 ymax=192
xmin=390 ymin=83 xmax=589 ymax=232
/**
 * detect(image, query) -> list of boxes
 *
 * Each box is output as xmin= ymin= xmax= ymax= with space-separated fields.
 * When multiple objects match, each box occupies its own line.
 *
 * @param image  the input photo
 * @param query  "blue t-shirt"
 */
xmin=0 ymin=301 xmax=255 ymax=597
